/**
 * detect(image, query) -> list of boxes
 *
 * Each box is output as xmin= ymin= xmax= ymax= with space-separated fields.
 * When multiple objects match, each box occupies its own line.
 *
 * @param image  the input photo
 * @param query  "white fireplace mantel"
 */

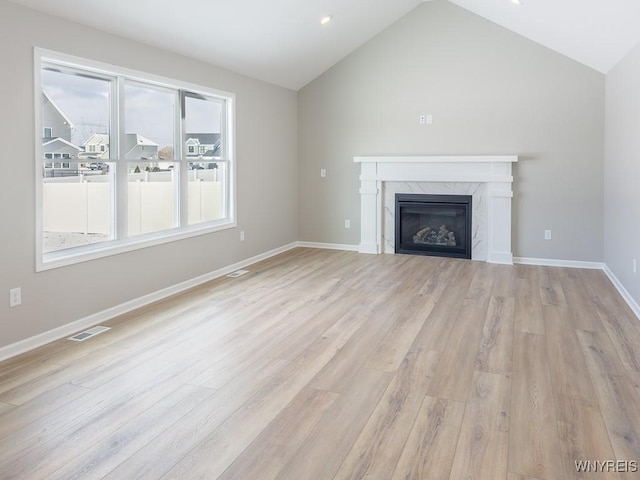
xmin=354 ymin=155 xmax=518 ymax=264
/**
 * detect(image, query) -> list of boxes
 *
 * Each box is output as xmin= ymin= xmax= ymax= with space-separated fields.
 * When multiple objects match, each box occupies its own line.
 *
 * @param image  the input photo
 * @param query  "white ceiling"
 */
xmin=447 ymin=0 xmax=640 ymax=75
xmin=8 ymin=0 xmax=640 ymax=90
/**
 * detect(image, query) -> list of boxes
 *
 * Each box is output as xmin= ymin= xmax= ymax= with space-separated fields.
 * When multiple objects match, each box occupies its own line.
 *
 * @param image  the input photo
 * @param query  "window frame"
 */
xmin=34 ymin=48 xmax=236 ymax=272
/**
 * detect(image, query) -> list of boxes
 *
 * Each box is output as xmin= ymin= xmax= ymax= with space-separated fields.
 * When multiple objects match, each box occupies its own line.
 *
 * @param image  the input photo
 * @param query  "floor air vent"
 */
xmin=68 ymin=326 xmax=111 ymax=342
xmin=226 ymin=269 xmax=249 ymax=278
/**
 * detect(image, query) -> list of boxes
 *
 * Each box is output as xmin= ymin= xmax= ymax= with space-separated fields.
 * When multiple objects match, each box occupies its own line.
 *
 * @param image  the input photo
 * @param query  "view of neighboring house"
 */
xmin=42 ymin=88 xmax=216 ymax=169
xmin=185 ymin=133 xmax=220 ymax=157
xmin=80 ymin=133 xmax=160 ymax=162
xmin=42 ymin=137 xmax=82 ymax=167
xmin=42 ymin=90 xmax=79 ymax=167
xmin=125 ymin=133 xmax=158 ymax=160
xmin=42 ymin=90 xmax=73 ymax=142
xmin=80 ymin=133 xmax=110 ymax=160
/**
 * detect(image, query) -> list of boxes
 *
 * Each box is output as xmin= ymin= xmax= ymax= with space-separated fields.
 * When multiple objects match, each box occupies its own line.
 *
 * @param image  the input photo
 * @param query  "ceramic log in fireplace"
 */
xmin=395 ymin=193 xmax=472 ymax=259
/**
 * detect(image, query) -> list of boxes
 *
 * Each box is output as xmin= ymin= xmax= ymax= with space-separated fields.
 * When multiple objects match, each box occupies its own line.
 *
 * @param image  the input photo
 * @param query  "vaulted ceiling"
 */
xmin=8 ymin=0 xmax=640 ymax=90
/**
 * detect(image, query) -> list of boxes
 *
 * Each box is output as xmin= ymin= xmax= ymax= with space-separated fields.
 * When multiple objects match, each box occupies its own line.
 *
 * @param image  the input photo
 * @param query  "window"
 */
xmin=43 ymin=127 xmax=52 ymax=138
xmin=36 ymin=49 xmax=235 ymax=270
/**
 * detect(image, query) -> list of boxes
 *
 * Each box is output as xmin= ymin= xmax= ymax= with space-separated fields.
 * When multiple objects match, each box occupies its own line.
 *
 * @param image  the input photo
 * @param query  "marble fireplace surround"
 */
xmin=354 ymin=155 xmax=518 ymax=264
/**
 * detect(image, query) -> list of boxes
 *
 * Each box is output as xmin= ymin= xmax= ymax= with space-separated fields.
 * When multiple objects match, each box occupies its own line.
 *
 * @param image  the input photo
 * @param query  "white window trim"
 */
xmin=34 ymin=48 xmax=236 ymax=272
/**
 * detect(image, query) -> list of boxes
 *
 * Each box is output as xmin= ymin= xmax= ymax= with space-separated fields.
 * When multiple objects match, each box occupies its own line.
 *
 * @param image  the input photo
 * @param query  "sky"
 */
xmin=42 ymin=68 xmax=222 ymax=151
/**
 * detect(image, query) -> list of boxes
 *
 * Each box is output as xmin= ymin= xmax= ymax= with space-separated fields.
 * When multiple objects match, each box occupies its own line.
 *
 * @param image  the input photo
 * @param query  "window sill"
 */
xmin=37 ymin=220 xmax=236 ymax=272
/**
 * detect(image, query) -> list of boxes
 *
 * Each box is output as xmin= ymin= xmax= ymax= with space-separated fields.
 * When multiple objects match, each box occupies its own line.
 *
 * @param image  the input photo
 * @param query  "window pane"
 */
xmin=41 ymin=68 xmax=112 ymax=255
xmin=128 ymin=163 xmax=177 ymax=236
xmin=125 ymin=83 xmax=175 ymax=162
xmin=184 ymin=94 xmax=223 ymax=159
xmin=188 ymin=162 xmax=225 ymax=225
xmin=185 ymin=94 xmax=225 ymax=225
xmin=42 ymin=162 xmax=114 ymax=253
xmin=41 ymin=66 xmax=110 ymax=160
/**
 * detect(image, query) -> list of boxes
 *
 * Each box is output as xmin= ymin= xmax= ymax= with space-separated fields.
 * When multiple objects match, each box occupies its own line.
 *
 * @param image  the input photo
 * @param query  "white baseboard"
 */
xmin=603 ymin=265 xmax=640 ymax=320
xmin=513 ymin=257 xmax=605 ymax=270
xmin=0 ymin=242 xmax=298 ymax=363
xmin=297 ymin=241 xmax=359 ymax=252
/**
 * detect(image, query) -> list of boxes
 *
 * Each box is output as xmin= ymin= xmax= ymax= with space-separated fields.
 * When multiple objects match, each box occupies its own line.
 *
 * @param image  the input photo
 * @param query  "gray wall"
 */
xmin=604 ymin=42 xmax=640 ymax=305
xmin=298 ymin=0 xmax=605 ymax=261
xmin=0 ymin=0 xmax=298 ymax=349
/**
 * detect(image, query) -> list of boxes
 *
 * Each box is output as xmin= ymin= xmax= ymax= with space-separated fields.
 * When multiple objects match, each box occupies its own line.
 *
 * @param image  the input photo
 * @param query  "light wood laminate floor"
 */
xmin=1 ymin=248 xmax=640 ymax=479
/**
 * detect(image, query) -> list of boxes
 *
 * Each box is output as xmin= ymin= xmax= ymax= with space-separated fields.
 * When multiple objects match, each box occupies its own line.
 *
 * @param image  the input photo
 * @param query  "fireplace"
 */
xmin=395 ymin=193 xmax=472 ymax=259
xmin=354 ymin=155 xmax=517 ymax=264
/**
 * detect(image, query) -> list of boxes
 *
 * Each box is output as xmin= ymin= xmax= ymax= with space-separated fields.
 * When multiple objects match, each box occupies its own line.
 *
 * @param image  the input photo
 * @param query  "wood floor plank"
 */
xmin=560 ymin=269 xmax=603 ymax=332
xmin=0 ymin=361 xmax=65 ymax=400
xmin=0 ymin=383 xmax=90 ymax=438
xmin=576 ymin=329 xmax=627 ymax=376
xmin=449 ymin=370 xmax=511 ymax=480
xmin=102 ymin=355 xmax=291 ymax=480
xmin=274 ymin=368 xmax=391 ymax=480
xmin=364 ymin=295 xmax=436 ymax=373
xmin=0 ymin=328 xmax=254 ymax=468
xmin=410 ymin=260 xmax=476 ymax=353
xmin=217 ymin=388 xmax=338 ymax=480
xmin=0 ymin=365 xmax=204 ymax=478
xmin=507 ymin=474 xmax=544 ymax=480
xmin=390 ymin=396 xmax=466 ymax=480
xmin=463 ymin=261 xmax=496 ymax=306
xmin=0 ymin=401 xmax=15 ymax=416
xmin=630 ymin=370 xmax=640 ymax=398
xmin=268 ymin=287 xmax=370 ymax=363
xmin=539 ymin=266 xmax=568 ymax=307
xmin=334 ymin=348 xmax=440 ymax=480
xmin=426 ymin=302 xmax=487 ymax=401
xmin=187 ymin=288 xmax=355 ymax=390
xmin=475 ymin=296 xmax=515 ymax=375
xmin=594 ymin=304 xmax=640 ymax=372
xmin=554 ymin=394 xmax=619 ymax=480
xmin=45 ymin=384 xmax=214 ymax=480
xmin=509 ymin=332 xmax=563 ymax=479
xmin=577 ymin=329 xmax=640 ymax=461
xmin=308 ymin=288 xmax=406 ymax=393
xmin=542 ymin=305 xmax=599 ymax=404
xmin=514 ymin=265 xmax=545 ymax=335
xmin=417 ymin=257 xmax=463 ymax=296
xmin=491 ymin=264 xmax=517 ymax=298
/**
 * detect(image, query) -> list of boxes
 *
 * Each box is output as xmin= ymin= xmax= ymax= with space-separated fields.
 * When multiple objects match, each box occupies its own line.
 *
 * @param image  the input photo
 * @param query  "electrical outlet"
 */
xmin=426 ymin=114 xmax=433 ymax=124
xmin=345 ymin=219 xmax=351 ymax=229
xmin=240 ymin=231 xmax=245 ymax=241
xmin=419 ymin=114 xmax=426 ymax=124
xmin=9 ymin=287 xmax=21 ymax=307
xmin=320 ymin=168 xmax=327 ymax=178
xmin=544 ymin=230 xmax=552 ymax=240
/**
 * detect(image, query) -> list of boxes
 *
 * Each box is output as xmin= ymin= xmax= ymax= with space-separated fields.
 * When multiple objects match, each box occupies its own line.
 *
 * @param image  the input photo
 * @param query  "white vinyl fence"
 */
xmin=43 ymin=172 xmax=222 ymax=236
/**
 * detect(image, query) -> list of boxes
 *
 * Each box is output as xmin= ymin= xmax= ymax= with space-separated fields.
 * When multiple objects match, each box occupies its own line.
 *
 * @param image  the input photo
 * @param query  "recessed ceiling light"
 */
xmin=510 ymin=0 xmax=523 ymax=4
xmin=320 ymin=15 xmax=333 ymax=25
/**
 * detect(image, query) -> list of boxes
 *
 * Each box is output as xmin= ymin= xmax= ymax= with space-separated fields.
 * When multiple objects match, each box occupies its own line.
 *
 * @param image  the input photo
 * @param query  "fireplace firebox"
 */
xmin=395 ymin=194 xmax=472 ymax=259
